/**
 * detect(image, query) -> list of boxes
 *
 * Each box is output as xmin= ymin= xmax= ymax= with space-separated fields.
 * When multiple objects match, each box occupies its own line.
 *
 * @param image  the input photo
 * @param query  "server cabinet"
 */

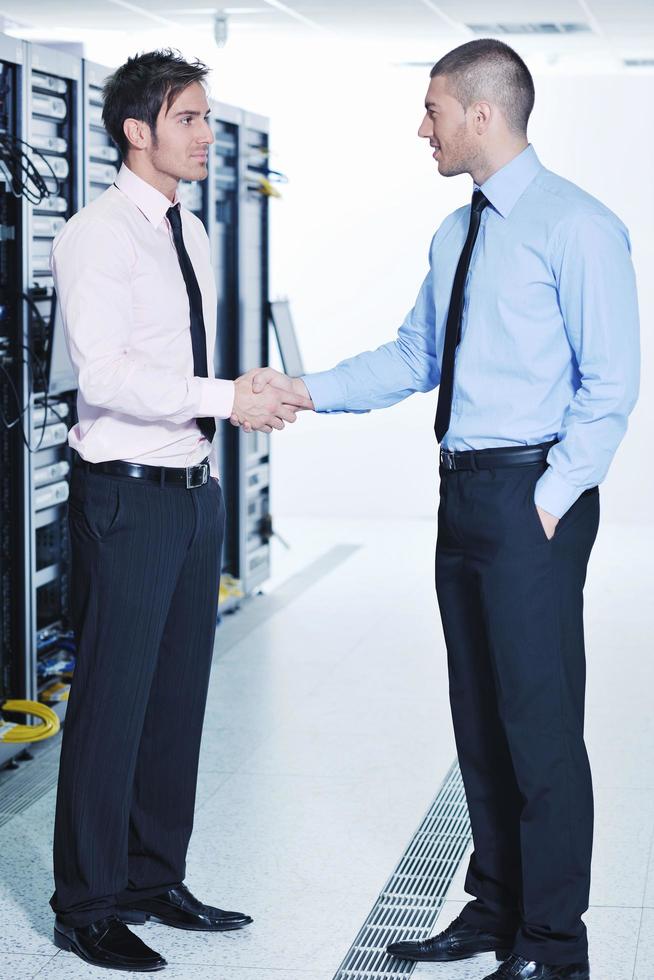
xmin=0 ymin=41 xmax=82 ymax=768
xmin=208 ymin=102 xmax=240 ymax=589
xmin=82 ymin=60 xmax=119 ymax=204
xmin=22 ymin=43 xmax=82 ymax=723
xmin=0 ymin=35 xmax=27 ymax=770
xmin=205 ymin=101 xmax=272 ymax=598
xmin=237 ymin=111 xmax=271 ymax=593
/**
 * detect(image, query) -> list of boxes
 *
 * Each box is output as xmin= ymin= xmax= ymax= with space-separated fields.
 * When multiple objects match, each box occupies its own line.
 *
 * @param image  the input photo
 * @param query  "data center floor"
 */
xmin=0 ymin=516 xmax=653 ymax=980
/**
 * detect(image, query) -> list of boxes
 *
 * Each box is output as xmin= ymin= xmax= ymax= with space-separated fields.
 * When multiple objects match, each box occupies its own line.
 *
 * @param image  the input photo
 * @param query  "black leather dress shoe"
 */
xmin=117 ymin=883 xmax=253 ymax=932
xmin=386 ymin=913 xmax=515 ymax=962
xmin=54 ymin=915 xmax=167 ymax=971
xmin=483 ymin=953 xmax=590 ymax=979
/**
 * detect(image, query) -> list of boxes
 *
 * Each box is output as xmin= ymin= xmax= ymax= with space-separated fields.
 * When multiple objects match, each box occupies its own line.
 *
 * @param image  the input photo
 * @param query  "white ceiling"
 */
xmin=0 ymin=0 xmax=653 ymax=65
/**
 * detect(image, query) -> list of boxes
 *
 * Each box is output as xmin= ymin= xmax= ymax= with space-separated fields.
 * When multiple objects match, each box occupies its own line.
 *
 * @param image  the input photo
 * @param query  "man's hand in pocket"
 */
xmin=536 ymin=505 xmax=559 ymax=541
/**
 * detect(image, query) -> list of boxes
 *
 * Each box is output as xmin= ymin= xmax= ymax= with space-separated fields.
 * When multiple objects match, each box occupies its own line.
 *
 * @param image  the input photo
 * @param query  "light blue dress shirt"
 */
xmin=302 ymin=144 xmax=640 ymax=518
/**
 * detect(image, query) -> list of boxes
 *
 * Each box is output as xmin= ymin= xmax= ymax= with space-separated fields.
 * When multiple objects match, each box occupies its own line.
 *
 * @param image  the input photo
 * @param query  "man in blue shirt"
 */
xmin=235 ymin=38 xmax=640 ymax=980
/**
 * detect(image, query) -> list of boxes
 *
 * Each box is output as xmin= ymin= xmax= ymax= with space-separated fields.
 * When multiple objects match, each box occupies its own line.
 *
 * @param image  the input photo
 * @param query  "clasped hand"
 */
xmin=230 ymin=368 xmax=314 ymax=434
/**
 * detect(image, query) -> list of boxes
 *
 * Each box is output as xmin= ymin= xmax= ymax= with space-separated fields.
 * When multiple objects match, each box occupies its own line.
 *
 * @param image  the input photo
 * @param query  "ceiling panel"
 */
xmin=435 ymin=1 xmax=586 ymax=21
xmin=0 ymin=0 xmax=651 ymax=63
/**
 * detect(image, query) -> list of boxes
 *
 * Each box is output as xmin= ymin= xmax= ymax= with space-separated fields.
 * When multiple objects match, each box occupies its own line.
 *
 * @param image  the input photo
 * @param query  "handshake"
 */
xmin=229 ymin=368 xmax=314 ymax=433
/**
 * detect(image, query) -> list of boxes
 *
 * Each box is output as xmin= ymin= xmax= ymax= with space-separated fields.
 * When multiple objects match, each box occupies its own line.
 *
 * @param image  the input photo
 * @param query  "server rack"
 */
xmin=22 ymin=43 xmax=82 ymax=728
xmin=236 ymin=112 xmax=271 ymax=594
xmin=207 ymin=104 xmax=272 ymax=598
xmin=208 ymin=102 xmax=241 ymax=593
xmin=82 ymin=61 xmax=119 ymax=204
xmin=0 ymin=35 xmax=27 ymax=770
xmin=0 ymin=42 xmax=82 ymax=768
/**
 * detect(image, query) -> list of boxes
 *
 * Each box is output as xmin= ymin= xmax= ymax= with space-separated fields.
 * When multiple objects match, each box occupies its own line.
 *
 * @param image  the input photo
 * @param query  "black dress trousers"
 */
xmin=50 ymin=458 xmax=225 ymax=926
xmin=435 ymin=448 xmax=599 ymax=966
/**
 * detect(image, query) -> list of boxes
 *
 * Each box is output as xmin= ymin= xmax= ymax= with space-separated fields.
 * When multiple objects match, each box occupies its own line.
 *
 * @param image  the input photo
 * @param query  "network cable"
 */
xmin=0 ymin=699 xmax=60 ymax=743
xmin=0 ymin=294 xmax=69 ymax=451
xmin=0 ymin=132 xmax=60 ymax=205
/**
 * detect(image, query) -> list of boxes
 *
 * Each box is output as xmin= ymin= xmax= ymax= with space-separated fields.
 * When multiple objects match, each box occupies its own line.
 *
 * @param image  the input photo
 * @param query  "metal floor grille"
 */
xmin=0 ymin=737 xmax=61 ymax=828
xmin=332 ymin=760 xmax=471 ymax=980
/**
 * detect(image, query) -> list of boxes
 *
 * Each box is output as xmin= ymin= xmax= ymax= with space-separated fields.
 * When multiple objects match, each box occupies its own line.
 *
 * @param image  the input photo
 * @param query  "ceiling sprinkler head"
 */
xmin=214 ymin=10 xmax=229 ymax=48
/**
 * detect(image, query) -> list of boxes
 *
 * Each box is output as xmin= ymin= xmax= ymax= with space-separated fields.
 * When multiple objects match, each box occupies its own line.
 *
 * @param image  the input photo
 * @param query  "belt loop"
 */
xmin=159 ymin=466 xmax=165 ymax=489
xmin=469 ymin=450 xmax=478 ymax=472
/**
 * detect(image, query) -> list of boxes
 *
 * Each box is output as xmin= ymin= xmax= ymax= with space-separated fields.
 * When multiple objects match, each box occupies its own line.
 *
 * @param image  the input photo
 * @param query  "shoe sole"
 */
xmin=387 ymin=947 xmax=512 ymax=962
xmin=117 ymin=910 xmax=254 ymax=932
xmin=54 ymin=928 xmax=167 ymax=972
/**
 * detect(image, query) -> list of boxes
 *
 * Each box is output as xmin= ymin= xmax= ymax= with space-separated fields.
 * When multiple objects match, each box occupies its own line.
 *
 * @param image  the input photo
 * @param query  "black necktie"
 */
xmin=166 ymin=203 xmax=216 ymax=444
xmin=434 ymin=189 xmax=489 ymax=443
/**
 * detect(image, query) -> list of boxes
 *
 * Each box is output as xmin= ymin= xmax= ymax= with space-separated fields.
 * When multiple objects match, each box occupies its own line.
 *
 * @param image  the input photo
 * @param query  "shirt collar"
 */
xmin=475 ymin=144 xmax=542 ymax=218
xmin=114 ymin=163 xmax=180 ymax=229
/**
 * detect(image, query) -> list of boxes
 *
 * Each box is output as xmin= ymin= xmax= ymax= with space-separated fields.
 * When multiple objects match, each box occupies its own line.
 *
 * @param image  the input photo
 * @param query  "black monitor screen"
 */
xmin=269 ymin=299 xmax=305 ymax=378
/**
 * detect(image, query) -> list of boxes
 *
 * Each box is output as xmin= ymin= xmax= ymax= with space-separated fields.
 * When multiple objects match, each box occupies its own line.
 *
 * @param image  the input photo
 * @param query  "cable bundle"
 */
xmin=0 ymin=301 xmax=68 ymax=450
xmin=0 ymin=132 xmax=59 ymax=205
xmin=0 ymin=699 xmax=60 ymax=743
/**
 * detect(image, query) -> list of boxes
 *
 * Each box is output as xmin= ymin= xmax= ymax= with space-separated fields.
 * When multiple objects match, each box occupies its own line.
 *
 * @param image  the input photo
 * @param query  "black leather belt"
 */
xmin=75 ymin=454 xmax=211 ymax=488
xmin=439 ymin=440 xmax=557 ymax=472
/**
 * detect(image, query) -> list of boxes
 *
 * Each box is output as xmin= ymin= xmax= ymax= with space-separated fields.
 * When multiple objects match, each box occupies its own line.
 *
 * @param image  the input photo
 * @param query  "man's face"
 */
xmin=149 ymin=81 xmax=214 ymax=182
xmin=417 ymin=74 xmax=477 ymax=178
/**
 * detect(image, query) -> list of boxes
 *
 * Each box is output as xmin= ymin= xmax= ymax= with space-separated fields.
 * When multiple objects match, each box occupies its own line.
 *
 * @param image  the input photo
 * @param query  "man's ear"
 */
xmin=471 ymin=100 xmax=492 ymax=135
xmin=123 ymin=117 xmax=150 ymax=152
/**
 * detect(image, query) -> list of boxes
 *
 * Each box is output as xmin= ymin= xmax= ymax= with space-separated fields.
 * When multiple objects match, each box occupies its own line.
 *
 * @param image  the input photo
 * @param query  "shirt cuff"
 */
xmin=534 ymin=467 xmax=583 ymax=519
xmin=301 ymin=371 xmax=346 ymax=413
xmin=302 ymin=371 xmax=370 ymax=415
xmin=192 ymin=377 xmax=235 ymax=420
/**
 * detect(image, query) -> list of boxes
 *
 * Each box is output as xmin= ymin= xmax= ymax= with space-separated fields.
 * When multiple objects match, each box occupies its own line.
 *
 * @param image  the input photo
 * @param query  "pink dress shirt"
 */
xmin=51 ymin=163 xmax=235 ymax=479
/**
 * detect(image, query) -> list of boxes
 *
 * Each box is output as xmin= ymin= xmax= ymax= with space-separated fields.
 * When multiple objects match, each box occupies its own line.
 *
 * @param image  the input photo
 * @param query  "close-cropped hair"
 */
xmin=102 ymin=48 xmax=210 ymax=156
xmin=430 ymin=38 xmax=535 ymax=134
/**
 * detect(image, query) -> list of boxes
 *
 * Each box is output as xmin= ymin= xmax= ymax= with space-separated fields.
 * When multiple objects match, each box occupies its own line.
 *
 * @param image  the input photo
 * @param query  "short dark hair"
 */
xmin=102 ymin=48 xmax=210 ymax=156
xmin=430 ymin=39 xmax=535 ymax=134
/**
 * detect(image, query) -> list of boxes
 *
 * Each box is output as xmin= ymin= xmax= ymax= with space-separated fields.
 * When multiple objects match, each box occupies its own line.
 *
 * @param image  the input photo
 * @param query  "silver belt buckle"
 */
xmin=186 ymin=462 xmax=209 ymax=488
xmin=440 ymin=449 xmax=456 ymax=471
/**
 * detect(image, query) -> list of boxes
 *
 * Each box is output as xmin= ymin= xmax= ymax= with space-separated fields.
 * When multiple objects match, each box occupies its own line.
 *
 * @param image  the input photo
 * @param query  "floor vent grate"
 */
xmin=332 ymin=759 xmax=470 ymax=980
xmin=0 ymin=738 xmax=61 ymax=828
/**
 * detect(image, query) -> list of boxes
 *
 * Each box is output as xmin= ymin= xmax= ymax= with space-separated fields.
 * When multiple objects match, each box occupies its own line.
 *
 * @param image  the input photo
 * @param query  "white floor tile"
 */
xmin=0 ymin=954 xmax=56 ymax=980
xmin=634 ymin=906 xmax=654 ymax=980
xmin=590 ymin=787 xmax=654 ymax=907
xmin=641 ymin=842 xmax=654 ymax=909
xmin=32 ymin=951 xmax=329 ymax=980
xmin=584 ymin=905 xmax=641 ymax=980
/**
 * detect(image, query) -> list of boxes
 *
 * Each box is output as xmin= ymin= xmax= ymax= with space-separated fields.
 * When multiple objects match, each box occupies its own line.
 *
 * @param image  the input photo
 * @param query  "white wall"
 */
xmin=81 ymin=32 xmax=653 ymax=526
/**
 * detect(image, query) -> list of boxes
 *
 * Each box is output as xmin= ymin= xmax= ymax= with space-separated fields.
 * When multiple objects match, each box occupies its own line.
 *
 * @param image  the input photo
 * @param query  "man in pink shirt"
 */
xmin=49 ymin=49 xmax=310 ymax=972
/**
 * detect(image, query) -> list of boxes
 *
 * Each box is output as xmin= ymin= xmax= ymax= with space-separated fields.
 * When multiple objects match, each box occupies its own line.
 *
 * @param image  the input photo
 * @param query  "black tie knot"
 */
xmin=471 ymin=189 xmax=488 ymax=214
xmin=167 ymin=203 xmax=182 ymax=231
